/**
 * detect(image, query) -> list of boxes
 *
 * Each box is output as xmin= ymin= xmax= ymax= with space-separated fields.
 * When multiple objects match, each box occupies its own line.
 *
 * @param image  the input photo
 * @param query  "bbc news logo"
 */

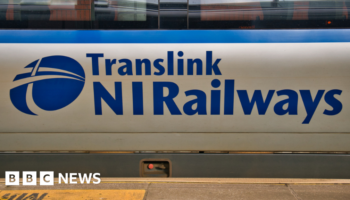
xmin=5 ymin=171 xmax=101 ymax=185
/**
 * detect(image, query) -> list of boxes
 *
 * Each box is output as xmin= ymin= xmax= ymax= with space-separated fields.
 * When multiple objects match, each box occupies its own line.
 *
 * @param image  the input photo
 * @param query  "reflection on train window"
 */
xmin=95 ymin=0 xmax=147 ymax=21
xmin=1 ymin=0 xmax=350 ymax=29
xmin=0 ymin=0 xmax=158 ymax=29
xmin=189 ymin=0 xmax=350 ymax=29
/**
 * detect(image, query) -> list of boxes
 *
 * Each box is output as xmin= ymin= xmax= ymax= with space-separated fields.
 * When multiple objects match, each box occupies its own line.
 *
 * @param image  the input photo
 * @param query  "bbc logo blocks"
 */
xmin=40 ymin=171 xmax=54 ymax=185
xmin=5 ymin=171 xmax=54 ymax=186
xmin=5 ymin=171 xmax=101 ymax=185
xmin=5 ymin=171 xmax=19 ymax=186
xmin=23 ymin=171 xmax=37 ymax=185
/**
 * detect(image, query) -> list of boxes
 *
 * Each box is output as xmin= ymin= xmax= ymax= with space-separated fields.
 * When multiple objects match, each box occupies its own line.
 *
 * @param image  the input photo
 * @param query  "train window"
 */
xmin=0 ymin=0 xmax=158 ymax=29
xmin=159 ymin=0 xmax=187 ymax=29
xmin=1 ymin=0 xmax=350 ymax=29
xmin=189 ymin=0 xmax=350 ymax=29
xmin=94 ymin=0 xmax=158 ymax=29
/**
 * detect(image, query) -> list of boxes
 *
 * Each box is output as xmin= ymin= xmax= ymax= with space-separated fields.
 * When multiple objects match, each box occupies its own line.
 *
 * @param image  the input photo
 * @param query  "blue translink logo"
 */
xmin=10 ymin=56 xmax=85 ymax=115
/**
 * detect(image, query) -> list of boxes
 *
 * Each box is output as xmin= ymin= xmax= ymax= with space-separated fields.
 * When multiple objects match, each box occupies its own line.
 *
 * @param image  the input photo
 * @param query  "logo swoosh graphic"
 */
xmin=10 ymin=55 xmax=85 ymax=115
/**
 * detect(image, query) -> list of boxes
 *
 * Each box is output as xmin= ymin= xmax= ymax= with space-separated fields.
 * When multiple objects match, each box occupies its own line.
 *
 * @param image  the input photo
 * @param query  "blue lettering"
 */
xmin=132 ymin=82 xmax=143 ymax=115
xmin=87 ymin=53 xmax=103 ymax=75
xmin=153 ymin=82 xmax=181 ymax=115
xmin=183 ymin=90 xmax=207 ymax=115
xmin=211 ymin=79 xmax=221 ymax=115
xmin=136 ymin=59 xmax=151 ymax=75
xmin=206 ymin=51 xmax=221 ymax=75
xmin=93 ymin=82 xmax=123 ymax=115
xmin=178 ymin=51 xmax=184 ymax=75
xmin=187 ymin=59 xmax=203 ymax=75
xmin=105 ymin=59 xmax=116 ymax=75
xmin=324 ymin=89 xmax=342 ymax=116
xmin=238 ymin=90 xmax=275 ymax=115
xmin=300 ymin=90 xmax=324 ymax=124
xmin=224 ymin=80 xmax=234 ymax=115
xmin=154 ymin=59 xmax=165 ymax=76
xmin=118 ymin=59 xmax=133 ymax=76
xmin=167 ymin=51 xmax=174 ymax=75
xmin=274 ymin=89 xmax=298 ymax=115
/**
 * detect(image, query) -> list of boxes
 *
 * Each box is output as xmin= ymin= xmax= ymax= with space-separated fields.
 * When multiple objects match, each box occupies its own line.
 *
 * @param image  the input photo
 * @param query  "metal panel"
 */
xmin=1 ymin=133 xmax=350 ymax=151
xmin=1 ymin=153 xmax=350 ymax=178
xmin=1 ymin=43 xmax=349 ymax=133
xmin=1 ymin=31 xmax=350 ymax=152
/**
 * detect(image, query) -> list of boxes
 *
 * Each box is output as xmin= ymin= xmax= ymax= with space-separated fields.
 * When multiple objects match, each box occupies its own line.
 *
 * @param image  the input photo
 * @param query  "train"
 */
xmin=1 ymin=0 xmax=350 ymax=178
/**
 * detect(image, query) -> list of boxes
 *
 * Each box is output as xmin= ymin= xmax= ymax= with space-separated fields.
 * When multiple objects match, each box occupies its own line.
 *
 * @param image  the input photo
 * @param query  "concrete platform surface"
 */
xmin=0 ymin=179 xmax=350 ymax=200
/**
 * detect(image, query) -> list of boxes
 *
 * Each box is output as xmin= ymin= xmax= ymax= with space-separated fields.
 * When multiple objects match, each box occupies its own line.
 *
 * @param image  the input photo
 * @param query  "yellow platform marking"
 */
xmin=0 ymin=189 xmax=145 ymax=200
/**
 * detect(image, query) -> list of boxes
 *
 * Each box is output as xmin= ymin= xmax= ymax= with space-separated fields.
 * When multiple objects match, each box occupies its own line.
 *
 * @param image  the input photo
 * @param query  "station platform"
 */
xmin=1 ymin=178 xmax=350 ymax=200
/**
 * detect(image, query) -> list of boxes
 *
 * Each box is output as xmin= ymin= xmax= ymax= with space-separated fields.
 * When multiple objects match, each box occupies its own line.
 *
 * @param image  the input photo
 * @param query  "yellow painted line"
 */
xmin=0 ymin=190 xmax=145 ymax=200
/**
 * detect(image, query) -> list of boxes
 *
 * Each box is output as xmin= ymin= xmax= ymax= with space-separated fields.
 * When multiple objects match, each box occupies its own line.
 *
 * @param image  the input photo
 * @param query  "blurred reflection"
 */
xmin=20 ymin=0 xmax=51 ymax=21
xmin=189 ymin=0 xmax=349 ymax=21
xmin=0 ymin=0 xmax=150 ymax=21
xmin=188 ymin=0 xmax=350 ymax=28
xmin=95 ymin=0 xmax=147 ymax=21
xmin=160 ymin=0 xmax=188 ymax=29
xmin=1 ymin=0 xmax=350 ymax=29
